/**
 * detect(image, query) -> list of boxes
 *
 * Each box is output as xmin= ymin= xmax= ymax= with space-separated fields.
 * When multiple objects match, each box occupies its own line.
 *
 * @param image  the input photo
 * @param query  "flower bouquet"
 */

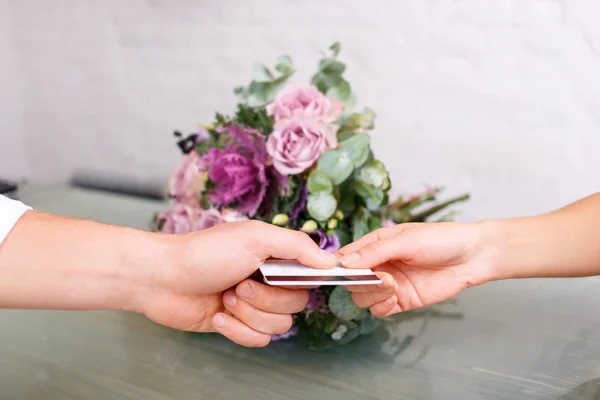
xmin=153 ymin=42 xmax=469 ymax=350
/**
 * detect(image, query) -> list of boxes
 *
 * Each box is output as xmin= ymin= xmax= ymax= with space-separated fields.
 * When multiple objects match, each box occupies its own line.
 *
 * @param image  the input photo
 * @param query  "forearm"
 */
xmin=484 ymin=193 xmax=600 ymax=280
xmin=0 ymin=210 xmax=172 ymax=311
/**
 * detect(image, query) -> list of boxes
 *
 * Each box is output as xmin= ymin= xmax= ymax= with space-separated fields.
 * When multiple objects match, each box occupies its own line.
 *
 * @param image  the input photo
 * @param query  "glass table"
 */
xmin=2 ymin=186 xmax=599 ymax=399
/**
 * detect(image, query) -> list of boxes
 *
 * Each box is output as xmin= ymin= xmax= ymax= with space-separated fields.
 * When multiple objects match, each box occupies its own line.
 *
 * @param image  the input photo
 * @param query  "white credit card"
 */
xmin=260 ymin=260 xmax=382 ymax=286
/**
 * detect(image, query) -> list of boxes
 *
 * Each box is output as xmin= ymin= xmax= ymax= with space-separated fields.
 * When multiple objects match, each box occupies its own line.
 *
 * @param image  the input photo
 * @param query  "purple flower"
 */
xmin=306 ymin=288 xmax=329 ymax=314
xmin=289 ymin=184 xmax=308 ymax=220
xmin=271 ymin=326 xmax=298 ymax=341
xmin=200 ymin=125 xmax=270 ymax=217
xmin=310 ymin=230 xmax=340 ymax=253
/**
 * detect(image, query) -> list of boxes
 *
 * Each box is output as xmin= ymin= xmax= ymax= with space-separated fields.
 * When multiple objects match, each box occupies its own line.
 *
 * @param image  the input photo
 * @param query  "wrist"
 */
xmin=477 ymin=215 xmax=551 ymax=282
xmin=114 ymin=229 xmax=181 ymax=314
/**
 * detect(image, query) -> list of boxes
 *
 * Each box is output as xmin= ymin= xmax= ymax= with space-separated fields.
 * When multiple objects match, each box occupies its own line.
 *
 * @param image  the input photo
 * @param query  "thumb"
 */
xmin=339 ymin=232 xmax=417 ymax=269
xmin=248 ymin=222 xmax=338 ymax=269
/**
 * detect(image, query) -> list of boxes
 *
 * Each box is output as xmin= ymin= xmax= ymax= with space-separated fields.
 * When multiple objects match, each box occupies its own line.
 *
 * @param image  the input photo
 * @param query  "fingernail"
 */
xmin=223 ymin=292 xmax=237 ymax=307
xmin=341 ymin=252 xmax=360 ymax=265
xmin=213 ymin=314 xmax=226 ymax=329
xmin=237 ymin=282 xmax=253 ymax=300
xmin=321 ymin=250 xmax=338 ymax=264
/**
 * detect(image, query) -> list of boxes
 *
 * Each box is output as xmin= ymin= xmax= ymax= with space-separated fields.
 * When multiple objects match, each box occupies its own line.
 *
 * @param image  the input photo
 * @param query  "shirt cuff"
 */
xmin=0 ymin=195 xmax=31 ymax=246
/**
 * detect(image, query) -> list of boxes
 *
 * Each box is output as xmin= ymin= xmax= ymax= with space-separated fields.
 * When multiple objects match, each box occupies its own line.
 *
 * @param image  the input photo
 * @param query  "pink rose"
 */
xmin=155 ymin=204 xmax=249 ymax=235
xmin=266 ymin=83 xmax=344 ymax=123
xmin=266 ymin=119 xmax=337 ymax=175
xmin=220 ymin=208 xmax=249 ymax=223
xmin=155 ymin=202 xmax=204 ymax=234
xmin=169 ymin=151 xmax=204 ymax=199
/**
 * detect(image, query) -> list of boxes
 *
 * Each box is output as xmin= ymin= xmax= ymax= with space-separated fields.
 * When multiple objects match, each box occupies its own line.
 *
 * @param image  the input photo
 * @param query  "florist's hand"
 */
xmin=141 ymin=220 xmax=338 ymax=347
xmin=337 ymin=222 xmax=495 ymax=317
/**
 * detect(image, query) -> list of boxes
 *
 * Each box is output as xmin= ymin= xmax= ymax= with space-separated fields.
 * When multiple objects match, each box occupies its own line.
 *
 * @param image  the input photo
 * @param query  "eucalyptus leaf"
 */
xmin=317 ymin=150 xmax=354 ymax=185
xmin=334 ymin=225 xmax=352 ymax=247
xmin=356 ymin=160 xmax=388 ymax=188
xmin=274 ymin=54 xmax=293 ymax=74
xmin=328 ymin=286 xmax=363 ymax=320
xmin=326 ymin=81 xmax=351 ymax=102
xmin=339 ymin=133 xmax=370 ymax=168
xmin=359 ymin=314 xmax=382 ymax=335
xmin=368 ymin=215 xmax=382 ymax=231
xmin=364 ymin=107 xmax=376 ymax=123
xmin=352 ymin=219 xmax=370 ymax=241
xmin=337 ymin=131 xmax=355 ymax=143
xmin=307 ymin=192 xmax=337 ymax=221
xmin=352 ymin=207 xmax=371 ymax=241
xmin=365 ymin=189 xmax=385 ymax=210
xmin=320 ymin=59 xmax=346 ymax=75
xmin=330 ymin=41 xmax=341 ymax=57
xmin=253 ymin=63 xmax=274 ymax=82
xmin=307 ymin=170 xmax=333 ymax=194
xmin=311 ymin=72 xmax=343 ymax=94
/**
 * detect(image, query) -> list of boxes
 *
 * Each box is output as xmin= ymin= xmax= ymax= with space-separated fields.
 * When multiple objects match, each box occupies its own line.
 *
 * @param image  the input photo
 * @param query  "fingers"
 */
xmin=247 ymin=221 xmax=337 ymax=269
xmin=211 ymin=313 xmax=271 ymax=347
xmin=222 ymin=289 xmax=293 ymax=335
xmin=339 ymin=233 xmax=416 ymax=270
xmin=211 ymin=280 xmax=309 ymax=347
xmin=345 ymin=270 xmax=397 ymax=293
xmin=236 ymin=280 xmax=308 ymax=314
xmin=336 ymin=227 xmax=395 ymax=256
xmin=370 ymin=298 xmax=402 ymax=318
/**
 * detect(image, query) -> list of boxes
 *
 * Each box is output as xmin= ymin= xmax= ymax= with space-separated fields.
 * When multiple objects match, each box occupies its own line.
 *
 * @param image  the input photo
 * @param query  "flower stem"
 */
xmin=405 ymin=193 xmax=470 ymax=223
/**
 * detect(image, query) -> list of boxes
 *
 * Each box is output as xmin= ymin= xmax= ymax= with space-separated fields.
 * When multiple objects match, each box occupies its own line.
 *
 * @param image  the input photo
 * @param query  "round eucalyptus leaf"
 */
xmin=307 ymin=170 xmax=333 ymax=194
xmin=317 ymin=150 xmax=354 ymax=185
xmin=274 ymin=55 xmax=293 ymax=74
xmin=307 ymin=192 xmax=337 ymax=222
xmin=357 ymin=159 xmax=388 ymax=188
xmin=359 ymin=314 xmax=382 ymax=335
xmin=339 ymin=134 xmax=370 ymax=168
xmin=328 ymin=286 xmax=363 ymax=321
xmin=326 ymin=81 xmax=351 ymax=101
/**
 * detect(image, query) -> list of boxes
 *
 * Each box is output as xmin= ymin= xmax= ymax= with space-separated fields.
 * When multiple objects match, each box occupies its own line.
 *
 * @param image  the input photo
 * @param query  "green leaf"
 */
xmin=307 ymin=170 xmax=333 ymax=194
xmin=334 ymin=225 xmax=352 ymax=247
xmin=274 ymin=54 xmax=293 ymax=74
xmin=326 ymin=81 xmax=351 ymax=102
xmin=365 ymin=189 xmax=385 ymax=210
xmin=337 ymin=131 xmax=355 ymax=143
xmin=253 ymin=63 xmax=274 ymax=82
xmin=338 ymin=133 xmax=370 ymax=168
xmin=328 ymin=286 xmax=363 ymax=320
xmin=352 ymin=207 xmax=371 ymax=241
xmin=307 ymin=192 xmax=337 ymax=221
xmin=364 ymin=107 xmax=376 ymax=123
xmin=356 ymin=160 xmax=388 ymax=188
xmin=317 ymin=150 xmax=354 ymax=185
xmin=319 ymin=59 xmax=346 ymax=75
xmin=330 ymin=41 xmax=341 ymax=57
xmin=359 ymin=314 xmax=381 ymax=335
xmin=368 ymin=216 xmax=382 ymax=231
xmin=311 ymin=72 xmax=343 ymax=94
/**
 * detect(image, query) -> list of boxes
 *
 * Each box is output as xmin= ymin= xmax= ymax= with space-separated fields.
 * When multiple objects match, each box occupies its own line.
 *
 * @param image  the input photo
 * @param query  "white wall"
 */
xmin=2 ymin=0 xmax=600 ymax=221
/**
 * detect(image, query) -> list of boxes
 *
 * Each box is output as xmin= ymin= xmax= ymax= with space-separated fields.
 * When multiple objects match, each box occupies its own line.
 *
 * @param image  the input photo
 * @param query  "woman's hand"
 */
xmin=336 ymin=222 xmax=495 ymax=317
xmin=139 ymin=220 xmax=338 ymax=347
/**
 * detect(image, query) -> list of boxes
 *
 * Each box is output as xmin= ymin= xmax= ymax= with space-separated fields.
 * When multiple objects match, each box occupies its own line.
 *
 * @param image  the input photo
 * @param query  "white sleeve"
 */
xmin=0 ymin=194 xmax=31 ymax=246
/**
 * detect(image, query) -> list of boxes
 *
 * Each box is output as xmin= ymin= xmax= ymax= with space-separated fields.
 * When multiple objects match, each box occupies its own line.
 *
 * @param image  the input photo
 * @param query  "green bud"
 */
xmin=272 ymin=213 xmax=289 ymax=226
xmin=334 ymin=210 xmax=344 ymax=220
xmin=300 ymin=220 xmax=318 ymax=233
xmin=327 ymin=218 xmax=338 ymax=230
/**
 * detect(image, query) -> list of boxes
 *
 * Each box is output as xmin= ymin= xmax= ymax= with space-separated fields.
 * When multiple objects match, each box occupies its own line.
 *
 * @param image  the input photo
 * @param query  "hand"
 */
xmin=336 ymin=222 xmax=495 ymax=317
xmin=139 ymin=220 xmax=338 ymax=347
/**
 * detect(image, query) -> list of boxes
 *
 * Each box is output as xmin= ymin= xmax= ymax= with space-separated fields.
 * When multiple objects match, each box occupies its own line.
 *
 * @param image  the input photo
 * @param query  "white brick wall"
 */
xmin=2 ymin=0 xmax=600 ymax=221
